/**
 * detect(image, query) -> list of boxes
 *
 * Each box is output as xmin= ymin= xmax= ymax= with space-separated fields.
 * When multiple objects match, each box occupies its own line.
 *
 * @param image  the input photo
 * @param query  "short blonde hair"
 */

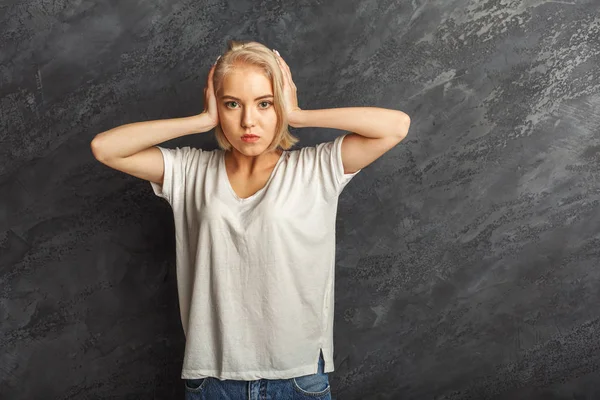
xmin=212 ymin=40 xmax=300 ymax=152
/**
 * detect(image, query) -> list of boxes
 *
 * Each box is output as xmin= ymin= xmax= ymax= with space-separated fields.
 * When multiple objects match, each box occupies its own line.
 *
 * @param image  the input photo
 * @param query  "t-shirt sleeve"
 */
xmin=150 ymin=145 xmax=196 ymax=205
xmin=314 ymin=133 xmax=362 ymax=199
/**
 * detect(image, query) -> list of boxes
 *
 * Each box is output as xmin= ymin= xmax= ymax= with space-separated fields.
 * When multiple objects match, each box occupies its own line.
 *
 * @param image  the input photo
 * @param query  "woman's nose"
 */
xmin=242 ymin=111 xmax=255 ymax=127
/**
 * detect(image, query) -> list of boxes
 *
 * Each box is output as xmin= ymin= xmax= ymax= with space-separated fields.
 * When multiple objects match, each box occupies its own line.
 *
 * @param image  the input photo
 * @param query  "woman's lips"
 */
xmin=241 ymin=135 xmax=260 ymax=142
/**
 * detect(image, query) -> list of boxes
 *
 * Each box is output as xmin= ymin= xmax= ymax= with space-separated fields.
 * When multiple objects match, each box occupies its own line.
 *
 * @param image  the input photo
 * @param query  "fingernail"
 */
xmin=273 ymin=49 xmax=280 ymax=56
xmin=214 ymin=55 xmax=221 ymax=65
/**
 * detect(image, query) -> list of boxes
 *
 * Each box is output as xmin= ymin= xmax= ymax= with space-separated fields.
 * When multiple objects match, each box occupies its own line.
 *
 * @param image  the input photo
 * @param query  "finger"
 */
xmin=276 ymin=54 xmax=292 ymax=76
xmin=276 ymin=60 xmax=288 ymax=87
xmin=276 ymin=57 xmax=292 ymax=87
xmin=282 ymin=65 xmax=295 ymax=90
xmin=275 ymin=55 xmax=288 ymax=77
xmin=276 ymin=55 xmax=294 ymax=88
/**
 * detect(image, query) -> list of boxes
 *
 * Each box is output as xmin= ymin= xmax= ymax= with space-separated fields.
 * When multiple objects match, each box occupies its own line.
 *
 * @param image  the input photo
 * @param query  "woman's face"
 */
xmin=217 ymin=65 xmax=278 ymax=155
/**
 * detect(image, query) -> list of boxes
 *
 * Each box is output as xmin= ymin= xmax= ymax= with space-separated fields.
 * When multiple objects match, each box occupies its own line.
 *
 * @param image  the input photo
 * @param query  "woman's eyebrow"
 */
xmin=221 ymin=94 xmax=274 ymax=101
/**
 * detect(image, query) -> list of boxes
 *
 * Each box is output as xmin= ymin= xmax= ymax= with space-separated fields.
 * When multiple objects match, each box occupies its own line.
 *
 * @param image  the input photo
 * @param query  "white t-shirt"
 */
xmin=150 ymin=134 xmax=360 ymax=380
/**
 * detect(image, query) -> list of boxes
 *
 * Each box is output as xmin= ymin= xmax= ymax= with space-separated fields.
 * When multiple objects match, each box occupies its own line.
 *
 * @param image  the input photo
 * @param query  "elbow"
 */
xmin=396 ymin=114 xmax=410 ymax=139
xmin=90 ymin=137 xmax=106 ymax=161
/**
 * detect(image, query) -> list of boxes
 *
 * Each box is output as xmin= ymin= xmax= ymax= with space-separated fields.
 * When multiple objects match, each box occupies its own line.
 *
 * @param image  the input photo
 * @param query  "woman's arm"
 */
xmin=273 ymin=51 xmax=411 ymax=174
xmin=288 ymin=107 xmax=409 ymax=139
xmin=91 ymin=62 xmax=219 ymax=160
xmin=90 ymin=113 xmax=215 ymax=160
xmin=290 ymin=107 xmax=410 ymax=174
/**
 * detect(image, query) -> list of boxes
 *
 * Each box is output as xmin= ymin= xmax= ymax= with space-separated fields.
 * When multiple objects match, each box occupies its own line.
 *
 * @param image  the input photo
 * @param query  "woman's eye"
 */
xmin=225 ymin=101 xmax=272 ymax=109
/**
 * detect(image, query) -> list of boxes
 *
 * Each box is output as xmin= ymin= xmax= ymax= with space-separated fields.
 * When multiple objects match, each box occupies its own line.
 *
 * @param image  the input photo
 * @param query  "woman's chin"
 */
xmin=231 ymin=144 xmax=268 ymax=156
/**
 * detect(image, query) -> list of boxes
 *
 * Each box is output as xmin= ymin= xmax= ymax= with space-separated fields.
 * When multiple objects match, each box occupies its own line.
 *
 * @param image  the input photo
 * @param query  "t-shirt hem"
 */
xmin=182 ymin=363 xmax=324 ymax=381
xmin=181 ymin=345 xmax=335 ymax=381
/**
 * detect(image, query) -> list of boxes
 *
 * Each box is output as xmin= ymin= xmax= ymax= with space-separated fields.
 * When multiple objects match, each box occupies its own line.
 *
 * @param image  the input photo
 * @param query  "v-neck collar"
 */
xmin=220 ymin=150 xmax=286 ymax=203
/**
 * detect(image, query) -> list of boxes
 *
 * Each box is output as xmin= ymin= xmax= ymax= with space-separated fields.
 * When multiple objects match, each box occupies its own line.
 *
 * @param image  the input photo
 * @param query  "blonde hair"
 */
xmin=212 ymin=40 xmax=300 ymax=152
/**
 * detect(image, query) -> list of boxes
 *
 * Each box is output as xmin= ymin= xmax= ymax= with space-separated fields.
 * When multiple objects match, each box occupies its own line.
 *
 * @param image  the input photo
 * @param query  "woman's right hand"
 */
xmin=202 ymin=63 xmax=219 ymax=128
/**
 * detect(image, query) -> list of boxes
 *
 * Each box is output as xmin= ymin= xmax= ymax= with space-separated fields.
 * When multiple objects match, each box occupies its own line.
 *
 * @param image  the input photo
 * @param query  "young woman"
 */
xmin=91 ymin=40 xmax=410 ymax=399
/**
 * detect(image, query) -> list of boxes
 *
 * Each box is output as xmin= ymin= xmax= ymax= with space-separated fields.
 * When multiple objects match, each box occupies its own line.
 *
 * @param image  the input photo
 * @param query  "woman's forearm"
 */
xmin=90 ymin=113 xmax=215 ymax=160
xmin=289 ymin=107 xmax=410 ymax=139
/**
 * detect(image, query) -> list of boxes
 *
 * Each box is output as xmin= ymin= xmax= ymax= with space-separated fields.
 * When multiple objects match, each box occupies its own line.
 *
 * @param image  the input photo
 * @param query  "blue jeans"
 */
xmin=183 ymin=351 xmax=331 ymax=399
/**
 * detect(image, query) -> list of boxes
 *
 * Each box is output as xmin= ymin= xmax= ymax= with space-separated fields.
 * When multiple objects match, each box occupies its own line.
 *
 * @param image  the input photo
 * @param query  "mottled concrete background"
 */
xmin=2 ymin=0 xmax=600 ymax=399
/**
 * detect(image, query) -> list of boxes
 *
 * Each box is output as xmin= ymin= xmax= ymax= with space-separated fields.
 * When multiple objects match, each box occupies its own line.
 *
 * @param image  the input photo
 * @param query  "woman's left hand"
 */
xmin=273 ymin=50 xmax=303 ymax=127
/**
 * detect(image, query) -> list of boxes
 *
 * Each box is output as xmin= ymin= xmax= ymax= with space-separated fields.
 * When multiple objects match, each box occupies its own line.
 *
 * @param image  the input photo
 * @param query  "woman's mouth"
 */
xmin=241 ymin=135 xmax=260 ymax=143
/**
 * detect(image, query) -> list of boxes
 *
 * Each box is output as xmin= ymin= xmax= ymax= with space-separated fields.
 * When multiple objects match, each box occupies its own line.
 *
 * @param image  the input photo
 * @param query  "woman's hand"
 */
xmin=273 ymin=50 xmax=303 ymax=127
xmin=201 ymin=63 xmax=219 ymax=128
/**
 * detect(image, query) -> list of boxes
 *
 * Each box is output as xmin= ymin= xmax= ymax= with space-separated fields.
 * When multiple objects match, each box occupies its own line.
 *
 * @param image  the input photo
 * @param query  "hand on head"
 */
xmin=202 ymin=61 xmax=220 ymax=128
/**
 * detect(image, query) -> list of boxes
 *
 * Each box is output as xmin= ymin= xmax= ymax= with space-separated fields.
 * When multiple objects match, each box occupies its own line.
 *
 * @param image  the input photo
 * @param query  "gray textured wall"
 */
xmin=2 ymin=0 xmax=600 ymax=399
